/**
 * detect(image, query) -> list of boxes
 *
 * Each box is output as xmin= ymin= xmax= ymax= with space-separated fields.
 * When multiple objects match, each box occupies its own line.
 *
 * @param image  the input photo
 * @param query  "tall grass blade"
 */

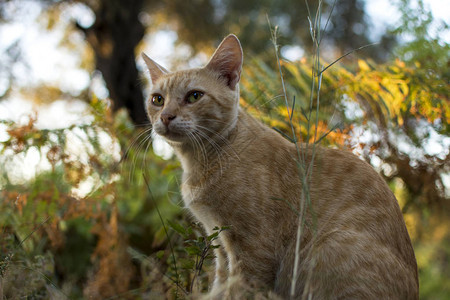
xmin=319 ymin=43 xmax=378 ymax=76
xmin=320 ymin=0 xmax=337 ymax=45
xmin=17 ymin=216 xmax=51 ymax=248
xmin=272 ymin=127 xmax=296 ymax=143
xmin=290 ymin=96 xmax=296 ymax=121
xmin=142 ymin=173 xmax=187 ymax=297
xmin=314 ymin=122 xmax=342 ymax=145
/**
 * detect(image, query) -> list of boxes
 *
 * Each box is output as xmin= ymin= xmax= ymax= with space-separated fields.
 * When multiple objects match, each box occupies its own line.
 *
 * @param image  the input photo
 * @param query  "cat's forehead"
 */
xmin=152 ymin=69 xmax=207 ymax=94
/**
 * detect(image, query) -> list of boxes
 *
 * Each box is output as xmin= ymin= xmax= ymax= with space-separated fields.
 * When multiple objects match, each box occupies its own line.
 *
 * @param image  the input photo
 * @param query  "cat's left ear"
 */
xmin=205 ymin=34 xmax=243 ymax=90
xmin=142 ymin=53 xmax=169 ymax=85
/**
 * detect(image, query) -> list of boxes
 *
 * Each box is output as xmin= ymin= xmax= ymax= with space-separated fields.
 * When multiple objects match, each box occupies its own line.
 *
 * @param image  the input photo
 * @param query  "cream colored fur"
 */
xmin=143 ymin=35 xmax=418 ymax=299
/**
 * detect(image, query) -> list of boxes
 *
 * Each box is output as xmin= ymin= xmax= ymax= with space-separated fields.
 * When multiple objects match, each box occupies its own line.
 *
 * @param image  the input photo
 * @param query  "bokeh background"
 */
xmin=0 ymin=0 xmax=449 ymax=299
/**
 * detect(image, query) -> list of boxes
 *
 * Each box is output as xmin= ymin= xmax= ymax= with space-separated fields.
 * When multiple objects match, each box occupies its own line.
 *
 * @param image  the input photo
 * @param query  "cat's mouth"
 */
xmin=162 ymin=131 xmax=186 ymax=141
xmin=155 ymin=126 xmax=188 ymax=143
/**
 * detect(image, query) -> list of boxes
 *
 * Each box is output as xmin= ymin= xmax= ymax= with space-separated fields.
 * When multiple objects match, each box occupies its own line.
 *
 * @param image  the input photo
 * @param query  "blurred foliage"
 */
xmin=1 ymin=52 xmax=448 ymax=298
xmin=0 ymin=0 xmax=449 ymax=299
xmin=0 ymin=98 xmax=184 ymax=298
xmin=149 ymin=0 xmax=387 ymax=60
xmin=0 ymin=0 xmax=393 ymax=125
xmin=392 ymin=0 xmax=450 ymax=75
xmin=241 ymin=55 xmax=448 ymax=209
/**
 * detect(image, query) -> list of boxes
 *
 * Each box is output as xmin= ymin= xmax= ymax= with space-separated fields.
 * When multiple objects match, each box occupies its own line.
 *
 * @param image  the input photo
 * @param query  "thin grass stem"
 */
xmin=319 ymin=43 xmax=378 ymax=76
xmin=142 ymin=173 xmax=187 ymax=297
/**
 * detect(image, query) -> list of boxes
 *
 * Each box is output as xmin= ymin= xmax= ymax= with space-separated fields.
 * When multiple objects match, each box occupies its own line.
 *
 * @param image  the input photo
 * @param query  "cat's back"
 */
xmin=283 ymin=147 xmax=419 ymax=299
xmin=234 ymin=111 xmax=418 ymax=298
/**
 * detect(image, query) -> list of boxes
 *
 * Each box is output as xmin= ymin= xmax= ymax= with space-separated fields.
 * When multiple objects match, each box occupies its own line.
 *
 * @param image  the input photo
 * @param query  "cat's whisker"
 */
xmin=195 ymin=124 xmax=239 ymax=161
xmin=120 ymin=127 xmax=153 ymax=183
xmin=195 ymin=131 xmax=214 ymax=172
xmin=193 ymin=129 xmax=226 ymax=176
xmin=196 ymin=118 xmax=231 ymax=126
xmin=194 ymin=124 xmax=231 ymax=149
xmin=115 ymin=121 xmax=153 ymax=136
xmin=195 ymin=117 xmax=239 ymax=135
xmin=187 ymin=131 xmax=209 ymax=170
xmin=141 ymin=131 xmax=155 ymax=174
xmin=129 ymin=130 xmax=153 ymax=183
xmin=121 ymin=126 xmax=153 ymax=164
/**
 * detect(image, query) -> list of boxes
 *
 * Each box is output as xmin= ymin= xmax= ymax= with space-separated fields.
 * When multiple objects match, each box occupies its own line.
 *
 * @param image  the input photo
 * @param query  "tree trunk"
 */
xmin=84 ymin=0 xmax=147 ymax=125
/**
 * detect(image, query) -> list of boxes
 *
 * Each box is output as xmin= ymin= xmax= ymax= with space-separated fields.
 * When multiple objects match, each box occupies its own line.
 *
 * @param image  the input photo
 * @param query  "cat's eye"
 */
xmin=151 ymin=94 xmax=165 ymax=106
xmin=186 ymin=91 xmax=204 ymax=104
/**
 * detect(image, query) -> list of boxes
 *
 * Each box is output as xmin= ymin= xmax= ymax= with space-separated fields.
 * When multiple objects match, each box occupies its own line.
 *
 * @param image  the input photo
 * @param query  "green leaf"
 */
xmin=167 ymin=219 xmax=187 ymax=237
xmin=207 ymin=231 xmax=219 ymax=241
xmin=179 ymin=258 xmax=195 ymax=270
xmin=185 ymin=245 xmax=201 ymax=256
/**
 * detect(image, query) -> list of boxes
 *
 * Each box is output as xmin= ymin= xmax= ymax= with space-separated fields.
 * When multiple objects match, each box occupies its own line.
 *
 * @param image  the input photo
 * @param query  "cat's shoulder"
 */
xmin=314 ymin=146 xmax=387 ymax=183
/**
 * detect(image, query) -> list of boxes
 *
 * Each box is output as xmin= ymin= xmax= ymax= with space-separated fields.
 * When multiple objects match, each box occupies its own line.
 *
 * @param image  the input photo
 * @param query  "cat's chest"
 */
xmin=180 ymin=173 xmax=222 ymax=207
xmin=181 ymin=182 xmax=225 ymax=232
xmin=180 ymin=159 xmax=233 ymax=205
xmin=181 ymin=182 xmax=201 ymax=206
xmin=180 ymin=166 xmax=237 ymax=227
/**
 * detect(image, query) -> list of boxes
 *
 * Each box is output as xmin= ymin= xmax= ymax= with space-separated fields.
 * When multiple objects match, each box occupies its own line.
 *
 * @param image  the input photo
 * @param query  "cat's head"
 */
xmin=142 ymin=34 xmax=243 ymax=145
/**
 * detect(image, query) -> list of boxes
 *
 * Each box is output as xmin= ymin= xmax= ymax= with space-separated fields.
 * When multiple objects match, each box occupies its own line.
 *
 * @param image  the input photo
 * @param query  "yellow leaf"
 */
xmin=358 ymin=60 xmax=371 ymax=72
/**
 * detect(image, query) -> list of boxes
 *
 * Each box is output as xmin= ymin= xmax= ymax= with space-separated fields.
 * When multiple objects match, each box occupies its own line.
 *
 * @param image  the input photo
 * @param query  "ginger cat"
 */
xmin=142 ymin=35 xmax=418 ymax=299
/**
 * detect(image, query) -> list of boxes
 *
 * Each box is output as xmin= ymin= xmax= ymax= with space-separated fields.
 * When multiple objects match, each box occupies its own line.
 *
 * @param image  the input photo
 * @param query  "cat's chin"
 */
xmin=158 ymin=131 xmax=188 ymax=145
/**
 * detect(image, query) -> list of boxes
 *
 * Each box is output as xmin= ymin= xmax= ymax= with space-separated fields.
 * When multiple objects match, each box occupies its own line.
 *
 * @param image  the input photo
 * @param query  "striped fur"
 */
xmin=143 ymin=35 xmax=418 ymax=299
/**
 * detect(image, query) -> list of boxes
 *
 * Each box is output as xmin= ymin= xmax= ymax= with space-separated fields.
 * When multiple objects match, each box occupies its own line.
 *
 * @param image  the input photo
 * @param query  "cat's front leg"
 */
xmin=210 ymin=247 xmax=250 ymax=299
xmin=212 ymin=246 xmax=228 ymax=290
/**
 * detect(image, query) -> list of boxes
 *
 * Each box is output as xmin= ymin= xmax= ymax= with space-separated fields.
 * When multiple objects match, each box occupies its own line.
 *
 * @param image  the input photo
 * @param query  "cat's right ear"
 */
xmin=142 ymin=53 xmax=168 ymax=85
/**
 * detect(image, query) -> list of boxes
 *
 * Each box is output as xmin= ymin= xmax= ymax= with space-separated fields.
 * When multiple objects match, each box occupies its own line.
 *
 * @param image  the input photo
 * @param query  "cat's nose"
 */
xmin=161 ymin=113 xmax=176 ymax=126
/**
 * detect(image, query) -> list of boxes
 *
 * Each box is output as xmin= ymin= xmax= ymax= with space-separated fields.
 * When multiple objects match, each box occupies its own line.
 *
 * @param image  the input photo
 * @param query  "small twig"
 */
xmin=1 ymin=215 xmax=51 ymax=277
xmin=18 ymin=216 xmax=51 ymax=248
xmin=272 ymin=127 xmax=296 ymax=143
xmin=142 ymin=173 xmax=187 ymax=296
xmin=128 ymin=247 xmax=187 ymax=295
xmin=314 ymin=122 xmax=342 ymax=145
xmin=290 ymin=96 xmax=297 ymax=121
xmin=20 ymin=265 xmax=65 ymax=295
xmin=320 ymin=0 xmax=337 ymax=45
xmin=319 ymin=43 xmax=378 ymax=76
xmin=1 ymin=216 xmax=71 ymax=298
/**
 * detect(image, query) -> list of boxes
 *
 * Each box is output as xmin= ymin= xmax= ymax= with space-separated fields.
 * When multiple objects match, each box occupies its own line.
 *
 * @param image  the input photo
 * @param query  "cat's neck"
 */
xmin=171 ymin=114 xmax=239 ymax=175
xmin=171 ymin=109 xmax=263 ymax=180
